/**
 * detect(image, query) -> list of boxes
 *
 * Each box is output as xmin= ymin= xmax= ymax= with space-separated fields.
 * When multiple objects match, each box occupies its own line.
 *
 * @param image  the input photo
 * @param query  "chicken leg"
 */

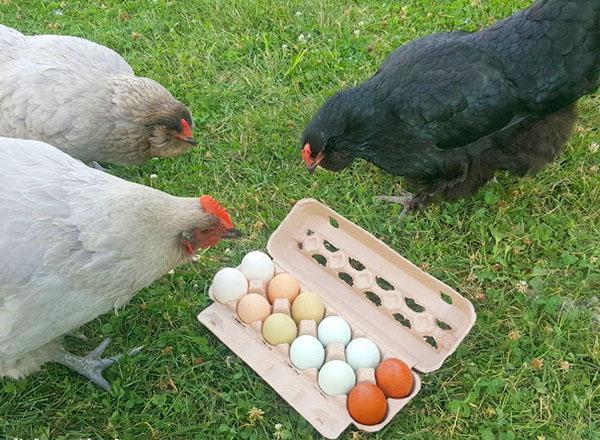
xmin=48 ymin=337 xmax=143 ymax=391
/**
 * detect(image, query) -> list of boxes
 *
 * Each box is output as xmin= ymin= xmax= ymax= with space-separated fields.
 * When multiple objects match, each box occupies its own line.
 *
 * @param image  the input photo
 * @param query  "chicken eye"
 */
xmin=181 ymin=231 xmax=194 ymax=241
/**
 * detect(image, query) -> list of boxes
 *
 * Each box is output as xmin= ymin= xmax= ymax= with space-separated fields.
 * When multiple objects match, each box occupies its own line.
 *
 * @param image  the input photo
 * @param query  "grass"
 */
xmin=0 ymin=0 xmax=598 ymax=439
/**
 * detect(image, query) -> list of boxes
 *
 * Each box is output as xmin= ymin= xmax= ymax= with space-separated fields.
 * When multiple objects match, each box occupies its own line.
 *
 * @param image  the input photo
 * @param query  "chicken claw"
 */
xmin=89 ymin=161 xmax=108 ymax=172
xmin=49 ymin=337 xmax=143 ymax=391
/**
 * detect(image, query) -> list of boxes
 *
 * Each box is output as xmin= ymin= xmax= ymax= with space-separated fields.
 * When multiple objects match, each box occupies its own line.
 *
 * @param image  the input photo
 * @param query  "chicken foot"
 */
xmin=375 ymin=192 xmax=430 ymax=216
xmin=48 ymin=337 xmax=143 ymax=391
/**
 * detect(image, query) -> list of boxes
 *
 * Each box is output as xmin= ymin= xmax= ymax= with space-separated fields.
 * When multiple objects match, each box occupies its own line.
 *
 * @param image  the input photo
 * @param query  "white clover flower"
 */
xmin=515 ymin=280 xmax=528 ymax=293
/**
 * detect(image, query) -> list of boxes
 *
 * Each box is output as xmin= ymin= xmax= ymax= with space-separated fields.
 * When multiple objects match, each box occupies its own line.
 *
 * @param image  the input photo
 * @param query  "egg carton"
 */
xmin=198 ymin=198 xmax=476 ymax=438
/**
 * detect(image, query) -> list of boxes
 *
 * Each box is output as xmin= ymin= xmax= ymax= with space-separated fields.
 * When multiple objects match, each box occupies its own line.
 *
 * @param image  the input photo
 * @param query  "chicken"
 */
xmin=0 ymin=24 xmax=197 ymax=165
xmin=0 ymin=137 xmax=240 ymax=390
xmin=301 ymin=0 xmax=599 ymax=212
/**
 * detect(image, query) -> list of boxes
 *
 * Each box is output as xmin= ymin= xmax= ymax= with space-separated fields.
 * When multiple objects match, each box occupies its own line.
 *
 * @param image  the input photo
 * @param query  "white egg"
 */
xmin=345 ymin=337 xmax=381 ymax=370
xmin=318 ymin=316 xmax=352 ymax=347
xmin=318 ymin=360 xmax=356 ymax=395
xmin=290 ymin=335 xmax=325 ymax=370
xmin=239 ymin=251 xmax=275 ymax=283
xmin=209 ymin=267 xmax=248 ymax=304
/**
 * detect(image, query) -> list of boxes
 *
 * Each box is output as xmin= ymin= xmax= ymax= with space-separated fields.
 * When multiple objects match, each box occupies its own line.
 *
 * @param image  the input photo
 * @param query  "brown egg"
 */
xmin=347 ymin=382 xmax=387 ymax=425
xmin=267 ymin=273 xmax=300 ymax=304
xmin=375 ymin=358 xmax=414 ymax=398
xmin=236 ymin=294 xmax=271 ymax=324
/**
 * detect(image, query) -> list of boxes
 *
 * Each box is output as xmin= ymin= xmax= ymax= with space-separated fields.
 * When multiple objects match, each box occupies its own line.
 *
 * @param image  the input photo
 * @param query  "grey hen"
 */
xmin=0 ymin=25 xmax=196 ymax=165
xmin=0 ymin=137 xmax=240 ymax=390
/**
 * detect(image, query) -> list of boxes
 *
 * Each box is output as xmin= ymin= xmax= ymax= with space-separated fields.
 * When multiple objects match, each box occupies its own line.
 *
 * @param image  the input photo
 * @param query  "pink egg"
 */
xmin=236 ymin=294 xmax=271 ymax=324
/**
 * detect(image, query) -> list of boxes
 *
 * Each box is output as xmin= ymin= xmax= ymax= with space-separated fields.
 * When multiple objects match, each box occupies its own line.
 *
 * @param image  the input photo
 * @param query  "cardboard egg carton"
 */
xmin=198 ymin=198 xmax=476 ymax=438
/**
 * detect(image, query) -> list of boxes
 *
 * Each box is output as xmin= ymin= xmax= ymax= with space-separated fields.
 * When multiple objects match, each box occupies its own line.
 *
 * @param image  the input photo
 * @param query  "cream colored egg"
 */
xmin=318 ymin=360 xmax=356 ymax=395
xmin=346 ymin=337 xmax=381 ymax=370
xmin=291 ymin=291 xmax=325 ymax=324
xmin=209 ymin=267 xmax=248 ymax=304
xmin=290 ymin=335 xmax=325 ymax=370
xmin=239 ymin=251 xmax=275 ymax=283
xmin=267 ymin=273 xmax=300 ymax=304
xmin=236 ymin=294 xmax=271 ymax=324
xmin=262 ymin=313 xmax=297 ymax=345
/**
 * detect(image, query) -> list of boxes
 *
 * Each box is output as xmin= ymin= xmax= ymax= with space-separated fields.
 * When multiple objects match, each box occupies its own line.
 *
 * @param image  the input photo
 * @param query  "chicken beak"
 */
xmin=174 ymin=133 xmax=198 ymax=145
xmin=223 ymin=228 xmax=242 ymax=239
xmin=307 ymin=152 xmax=325 ymax=174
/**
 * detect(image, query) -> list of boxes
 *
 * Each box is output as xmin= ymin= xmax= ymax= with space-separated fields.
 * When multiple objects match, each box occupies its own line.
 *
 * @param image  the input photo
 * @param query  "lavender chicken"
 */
xmin=0 ymin=137 xmax=241 ymax=390
xmin=0 ymin=24 xmax=196 ymax=165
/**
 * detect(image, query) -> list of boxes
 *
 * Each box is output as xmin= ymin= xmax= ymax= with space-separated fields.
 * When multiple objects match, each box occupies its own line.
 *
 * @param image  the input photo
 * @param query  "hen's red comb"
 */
xmin=180 ymin=119 xmax=193 ymax=138
xmin=301 ymin=143 xmax=312 ymax=166
xmin=199 ymin=195 xmax=233 ymax=229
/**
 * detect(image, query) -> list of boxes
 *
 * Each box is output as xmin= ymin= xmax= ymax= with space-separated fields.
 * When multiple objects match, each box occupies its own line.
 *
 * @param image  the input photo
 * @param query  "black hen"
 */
xmin=301 ymin=0 xmax=599 ymax=211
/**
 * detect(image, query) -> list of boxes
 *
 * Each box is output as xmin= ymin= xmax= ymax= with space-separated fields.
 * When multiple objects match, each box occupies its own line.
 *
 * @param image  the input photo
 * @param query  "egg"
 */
xmin=209 ymin=267 xmax=248 ymax=304
xmin=236 ymin=293 xmax=271 ymax=324
xmin=239 ymin=251 xmax=275 ymax=283
xmin=318 ymin=316 xmax=352 ymax=346
xmin=318 ymin=360 xmax=356 ymax=395
xmin=345 ymin=338 xmax=381 ymax=370
xmin=267 ymin=273 xmax=300 ymax=304
xmin=375 ymin=358 xmax=414 ymax=398
xmin=289 ymin=335 xmax=325 ymax=369
xmin=291 ymin=291 xmax=325 ymax=324
xmin=347 ymin=382 xmax=387 ymax=425
xmin=261 ymin=313 xmax=297 ymax=345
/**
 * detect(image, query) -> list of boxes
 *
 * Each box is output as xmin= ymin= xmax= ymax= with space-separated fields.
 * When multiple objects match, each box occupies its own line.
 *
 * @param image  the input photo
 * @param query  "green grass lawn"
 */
xmin=1 ymin=0 xmax=598 ymax=438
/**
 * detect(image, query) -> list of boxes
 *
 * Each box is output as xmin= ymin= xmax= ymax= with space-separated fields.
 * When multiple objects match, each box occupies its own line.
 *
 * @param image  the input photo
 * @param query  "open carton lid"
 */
xmin=267 ymin=198 xmax=476 ymax=373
